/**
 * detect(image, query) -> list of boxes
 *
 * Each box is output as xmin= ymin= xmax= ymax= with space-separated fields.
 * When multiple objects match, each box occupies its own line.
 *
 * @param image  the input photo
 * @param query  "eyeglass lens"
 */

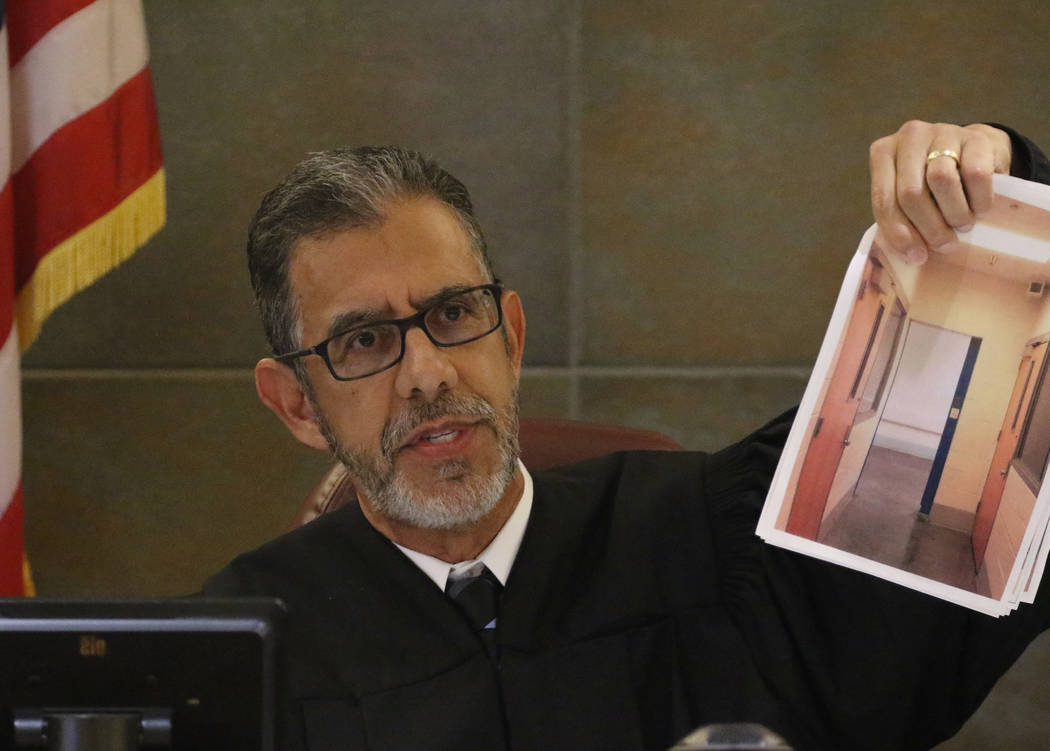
xmin=325 ymin=287 xmax=501 ymax=379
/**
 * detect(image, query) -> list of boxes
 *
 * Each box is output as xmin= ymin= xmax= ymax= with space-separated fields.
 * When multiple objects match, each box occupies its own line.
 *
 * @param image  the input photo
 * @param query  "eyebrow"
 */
xmin=323 ymin=282 xmax=480 ymax=339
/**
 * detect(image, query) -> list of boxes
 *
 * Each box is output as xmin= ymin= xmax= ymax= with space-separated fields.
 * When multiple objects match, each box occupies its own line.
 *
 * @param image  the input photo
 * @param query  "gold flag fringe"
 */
xmin=22 ymin=554 xmax=34 ymax=596
xmin=15 ymin=168 xmax=167 ymax=353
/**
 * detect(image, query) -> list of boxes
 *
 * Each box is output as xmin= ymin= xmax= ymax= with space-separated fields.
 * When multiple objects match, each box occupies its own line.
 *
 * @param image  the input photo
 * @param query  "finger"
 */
xmin=964 ymin=123 xmax=1013 ymax=174
xmin=957 ymin=132 xmax=996 ymax=217
xmin=870 ymin=135 xmax=926 ymax=257
xmin=895 ymin=125 xmax=956 ymax=248
xmin=874 ymin=226 xmax=927 ymax=265
xmin=925 ymin=147 xmax=974 ymax=230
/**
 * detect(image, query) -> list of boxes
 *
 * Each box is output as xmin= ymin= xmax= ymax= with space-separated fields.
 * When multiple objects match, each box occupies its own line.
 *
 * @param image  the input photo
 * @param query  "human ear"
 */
xmin=501 ymin=290 xmax=526 ymax=374
xmin=254 ymin=358 xmax=330 ymax=451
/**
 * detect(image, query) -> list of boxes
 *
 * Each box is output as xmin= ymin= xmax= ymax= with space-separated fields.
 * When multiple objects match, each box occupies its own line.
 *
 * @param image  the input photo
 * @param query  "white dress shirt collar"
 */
xmin=395 ymin=460 xmax=533 ymax=590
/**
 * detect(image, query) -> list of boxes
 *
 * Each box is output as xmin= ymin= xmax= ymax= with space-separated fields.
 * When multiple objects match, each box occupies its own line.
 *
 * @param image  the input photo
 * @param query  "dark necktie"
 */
xmin=445 ymin=561 xmax=502 ymax=660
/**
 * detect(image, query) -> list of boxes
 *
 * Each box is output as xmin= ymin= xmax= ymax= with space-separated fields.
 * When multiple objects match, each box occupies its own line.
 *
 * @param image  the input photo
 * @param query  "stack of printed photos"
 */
xmin=758 ymin=175 xmax=1050 ymax=616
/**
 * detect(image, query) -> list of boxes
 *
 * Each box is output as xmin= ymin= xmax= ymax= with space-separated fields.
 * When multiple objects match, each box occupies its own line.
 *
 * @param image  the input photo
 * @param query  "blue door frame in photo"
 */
xmin=919 ymin=336 xmax=983 ymax=516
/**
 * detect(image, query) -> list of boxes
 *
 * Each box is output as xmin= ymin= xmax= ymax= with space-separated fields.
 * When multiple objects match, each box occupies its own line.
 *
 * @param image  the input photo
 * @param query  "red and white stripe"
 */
xmin=1 ymin=0 xmax=163 ymax=596
xmin=1 ymin=7 xmax=23 ymax=597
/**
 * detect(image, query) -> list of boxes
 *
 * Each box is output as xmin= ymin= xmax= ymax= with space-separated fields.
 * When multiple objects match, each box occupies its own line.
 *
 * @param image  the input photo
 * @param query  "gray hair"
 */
xmin=247 ymin=146 xmax=495 ymax=358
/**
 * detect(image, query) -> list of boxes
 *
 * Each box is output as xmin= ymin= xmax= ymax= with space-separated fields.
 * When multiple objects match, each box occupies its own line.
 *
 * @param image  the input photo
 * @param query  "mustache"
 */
xmin=380 ymin=392 xmax=499 ymax=457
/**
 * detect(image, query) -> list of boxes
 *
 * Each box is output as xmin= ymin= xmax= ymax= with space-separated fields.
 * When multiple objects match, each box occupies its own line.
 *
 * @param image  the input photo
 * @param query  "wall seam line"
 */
xmin=566 ymin=0 xmax=583 ymax=419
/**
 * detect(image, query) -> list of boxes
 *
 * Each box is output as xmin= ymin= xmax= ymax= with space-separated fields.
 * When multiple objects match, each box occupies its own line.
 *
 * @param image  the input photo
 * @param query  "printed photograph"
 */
xmin=761 ymin=176 xmax=1050 ymax=613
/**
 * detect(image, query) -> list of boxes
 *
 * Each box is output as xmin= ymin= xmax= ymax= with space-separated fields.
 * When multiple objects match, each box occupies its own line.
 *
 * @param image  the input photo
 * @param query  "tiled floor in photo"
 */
xmin=819 ymin=445 xmax=982 ymax=594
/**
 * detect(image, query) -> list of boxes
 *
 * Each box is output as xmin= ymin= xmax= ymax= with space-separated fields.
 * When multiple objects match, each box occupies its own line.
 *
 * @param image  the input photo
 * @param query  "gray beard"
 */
xmin=315 ymin=389 xmax=520 ymax=530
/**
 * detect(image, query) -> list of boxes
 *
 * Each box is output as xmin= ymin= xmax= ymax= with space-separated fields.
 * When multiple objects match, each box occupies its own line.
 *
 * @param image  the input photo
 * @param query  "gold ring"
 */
xmin=926 ymin=149 xmax=960 ymax=166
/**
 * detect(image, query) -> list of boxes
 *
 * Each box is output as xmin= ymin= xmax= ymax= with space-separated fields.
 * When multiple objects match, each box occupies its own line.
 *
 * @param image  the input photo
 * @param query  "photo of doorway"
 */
xmin=772 ymin=231 xmax=1050 ymax=603
xmin=818 ymin=321 xmax=983 ymax=592
xmin=762 ymin=175 xmax=1050 ymax=612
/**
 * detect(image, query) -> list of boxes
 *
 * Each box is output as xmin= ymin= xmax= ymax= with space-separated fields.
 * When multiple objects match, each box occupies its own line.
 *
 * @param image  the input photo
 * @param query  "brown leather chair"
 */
xmin=294 ymin=417 xmax=682 ymax=527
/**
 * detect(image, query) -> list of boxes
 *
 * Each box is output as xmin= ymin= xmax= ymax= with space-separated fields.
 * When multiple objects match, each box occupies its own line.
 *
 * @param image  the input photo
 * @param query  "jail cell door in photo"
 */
xmin=972 ymin=338 xmax=1048 ymax=568
xmin=787 ymin=258 xmax=888 ymax=540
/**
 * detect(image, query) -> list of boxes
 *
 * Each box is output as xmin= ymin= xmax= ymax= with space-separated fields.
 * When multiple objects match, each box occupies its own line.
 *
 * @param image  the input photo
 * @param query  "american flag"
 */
xmin=0 ymin=0 xmax=164 ymax=595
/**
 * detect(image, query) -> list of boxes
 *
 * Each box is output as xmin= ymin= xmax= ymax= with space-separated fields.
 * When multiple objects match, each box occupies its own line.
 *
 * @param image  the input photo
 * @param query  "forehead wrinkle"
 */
xmin=323 ymin=280 xmax=484 ymax=339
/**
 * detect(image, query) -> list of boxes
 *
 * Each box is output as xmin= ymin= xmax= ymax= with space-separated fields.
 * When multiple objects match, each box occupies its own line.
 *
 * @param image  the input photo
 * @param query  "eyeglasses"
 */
xmin=275 ymin=283 xmax=505 ymax=382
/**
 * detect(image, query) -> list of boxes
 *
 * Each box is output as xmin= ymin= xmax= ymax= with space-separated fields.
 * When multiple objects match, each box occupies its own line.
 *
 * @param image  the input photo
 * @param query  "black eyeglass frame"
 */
xmin=274 ymin=283 xmax=505 ymax=382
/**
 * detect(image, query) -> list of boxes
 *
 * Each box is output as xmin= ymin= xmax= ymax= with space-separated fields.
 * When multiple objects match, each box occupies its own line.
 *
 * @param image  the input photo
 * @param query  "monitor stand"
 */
xmin=13 ymin=709 xmax=172 ymax=750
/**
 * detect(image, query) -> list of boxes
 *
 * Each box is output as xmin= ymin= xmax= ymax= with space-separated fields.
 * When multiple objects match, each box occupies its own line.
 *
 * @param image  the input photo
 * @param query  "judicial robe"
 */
xmin=203 ymin=411 xmax=1050 ymax=750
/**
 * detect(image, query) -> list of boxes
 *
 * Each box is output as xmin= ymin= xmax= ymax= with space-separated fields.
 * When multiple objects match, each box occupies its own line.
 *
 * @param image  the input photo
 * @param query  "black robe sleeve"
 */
xmin=989 ymin=123 xmax=1050 ymax=182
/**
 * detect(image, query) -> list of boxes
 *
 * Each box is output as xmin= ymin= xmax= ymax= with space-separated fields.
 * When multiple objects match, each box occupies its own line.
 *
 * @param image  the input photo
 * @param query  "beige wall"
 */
xmin=17 ymin=3 xmax=1050 ymax=748
xmin=1031 ymin=290 xmax=1050 ymax=335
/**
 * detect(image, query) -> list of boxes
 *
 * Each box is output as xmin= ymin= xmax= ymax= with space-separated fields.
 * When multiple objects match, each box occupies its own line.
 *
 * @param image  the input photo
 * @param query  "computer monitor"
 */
xmin=0 ymin=598 xmax=284 ymax=751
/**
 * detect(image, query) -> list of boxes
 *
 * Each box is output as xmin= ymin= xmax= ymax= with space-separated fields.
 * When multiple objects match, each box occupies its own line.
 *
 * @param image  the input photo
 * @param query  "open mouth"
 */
xmin=417 ymin=429 xmax=459 ymax=445
xmin=399 ymin=419 xmax=481 ymax=453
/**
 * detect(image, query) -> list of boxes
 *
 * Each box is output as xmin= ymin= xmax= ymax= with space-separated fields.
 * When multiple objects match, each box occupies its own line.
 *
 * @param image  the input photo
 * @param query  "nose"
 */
xmin=394 ymin=326 xmax=459 ymax=401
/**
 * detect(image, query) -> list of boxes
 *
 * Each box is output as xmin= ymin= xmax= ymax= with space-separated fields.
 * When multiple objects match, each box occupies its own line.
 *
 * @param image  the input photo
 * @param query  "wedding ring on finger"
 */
xmin=926 ymin=149 xmax=960 ymax=167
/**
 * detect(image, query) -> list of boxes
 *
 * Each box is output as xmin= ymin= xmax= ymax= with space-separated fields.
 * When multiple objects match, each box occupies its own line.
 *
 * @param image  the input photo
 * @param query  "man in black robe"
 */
xmin=205 ymin=121 xmax=1050 ymax=750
